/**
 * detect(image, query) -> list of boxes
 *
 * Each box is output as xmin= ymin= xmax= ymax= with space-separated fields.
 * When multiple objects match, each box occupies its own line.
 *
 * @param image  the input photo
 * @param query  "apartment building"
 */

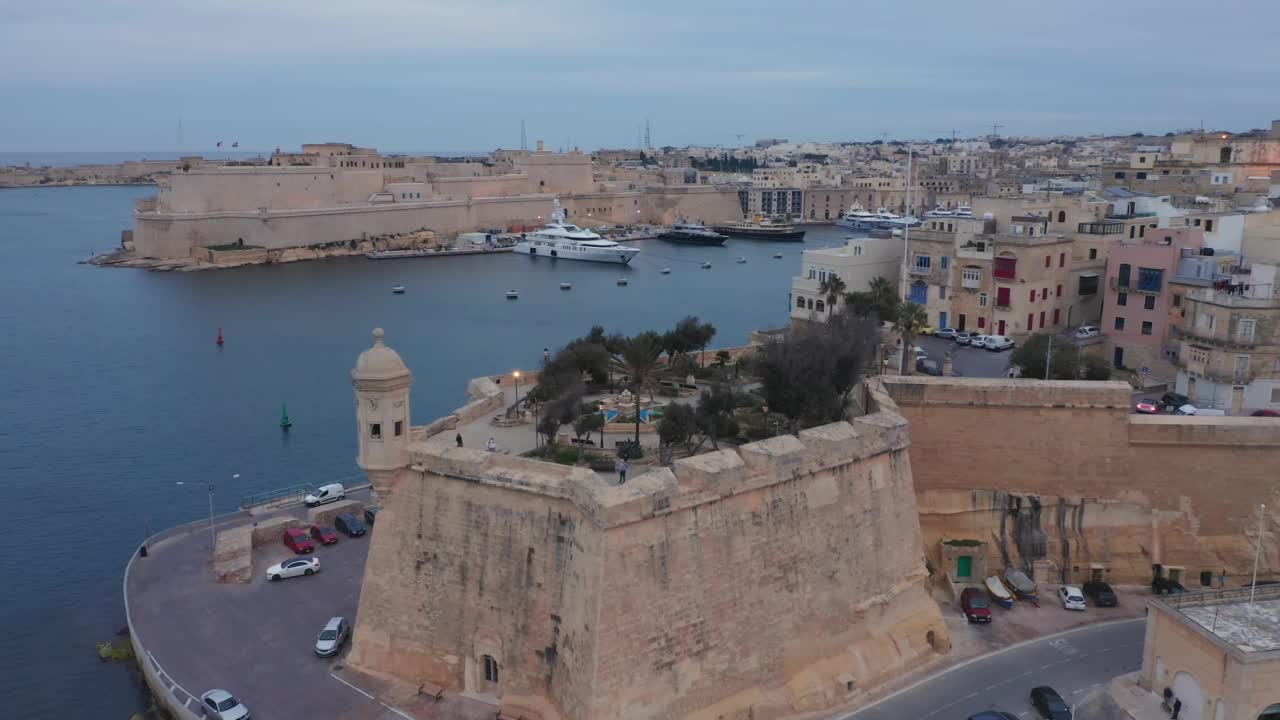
xmin=790 ymin=235 xmax=902 ymax=325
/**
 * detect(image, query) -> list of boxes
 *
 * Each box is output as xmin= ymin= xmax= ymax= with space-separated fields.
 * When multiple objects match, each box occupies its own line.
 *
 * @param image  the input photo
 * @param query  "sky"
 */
xmin=3 ymin=0 xmax=1279 ymax=153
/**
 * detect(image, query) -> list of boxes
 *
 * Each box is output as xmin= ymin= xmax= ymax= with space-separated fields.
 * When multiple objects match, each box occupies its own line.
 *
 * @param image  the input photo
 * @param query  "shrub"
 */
xmin=616 ymin=440 xmax=643 ymax=460
xmin=589 ymin=456 xmax=616 ymax=472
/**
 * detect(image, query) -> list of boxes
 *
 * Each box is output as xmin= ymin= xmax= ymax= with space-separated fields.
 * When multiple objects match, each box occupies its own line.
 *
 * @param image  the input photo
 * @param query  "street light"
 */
xmin=513 ymin=370 xmax=522 ymax=418
xmin=177 ymin=472 xmax=236 ymax=547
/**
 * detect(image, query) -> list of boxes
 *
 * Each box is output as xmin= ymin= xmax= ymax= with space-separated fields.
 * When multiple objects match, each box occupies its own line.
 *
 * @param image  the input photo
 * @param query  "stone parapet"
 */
xmin=883 ymin=375 xmax=1133 ymax=409
xmin=213 ymin=526 xmax=252 ymax=584
xmin=250 ymin=516 xmax=307 ymax=548
xmin=307 ymin=499 xmax=366 ymax=526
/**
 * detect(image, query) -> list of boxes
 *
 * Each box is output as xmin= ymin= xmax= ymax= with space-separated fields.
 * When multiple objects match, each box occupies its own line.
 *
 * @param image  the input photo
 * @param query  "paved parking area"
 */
xmin=127 ymin=496 xmax=494 ymax=720
xmin=915 ymin=334 xmax=1014 ymax=378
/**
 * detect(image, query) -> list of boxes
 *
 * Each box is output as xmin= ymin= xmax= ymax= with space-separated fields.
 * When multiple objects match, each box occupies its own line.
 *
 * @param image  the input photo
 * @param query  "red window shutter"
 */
xmin=978 ymin=317 xmax=986 ymax=328
xmin=1053 ymin=308 xmax=1060 ymax=324
xmin=1056 ymin=284 xmax=1062 ymax=297
xmin=1039 ymin=311 xmax=1046 ymax=328
xmin=1044 ymin=255 xmax=1050 ymax=267
xmin=1027 ymin=314 xmax=1033 ymax=330
xmin=997 ymin=287 xmax=1010 ymax=305
xmin=1029 ymin=289 xmax=1035 ymax=302
xmin=1059 ymin=252 xmax=1065 ymax=267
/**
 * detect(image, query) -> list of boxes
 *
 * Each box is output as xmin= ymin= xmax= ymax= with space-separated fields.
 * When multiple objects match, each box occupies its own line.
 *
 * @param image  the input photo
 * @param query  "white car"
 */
xmin=200 ymin=689 xmax=250 ymax=720
xmin=304 ymin=483 xmax=345 ymax=507
xmin=969 ymin=334 xmax=991 ymax=349
xmin=1058 ymin=585 xmax=1086 ymax=611
xmin=266 ymin=556 xmax=320 ymax=581
xmin=1074 ymin=325 xmax=1100 ymax=339
xmin=913 ymin=345 xmax=927 ymax=361
xmin=954 ymin=332 xmax=973 ymax=345
xmin=314 ymin=616 xmax=350 ymax=657
xmin=984 ymin=335 xmax=1015 ymax=351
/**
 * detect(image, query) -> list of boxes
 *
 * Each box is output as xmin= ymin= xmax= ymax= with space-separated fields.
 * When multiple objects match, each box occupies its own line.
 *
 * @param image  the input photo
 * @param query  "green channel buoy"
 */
xmin=280 ymin=403 xmax=293 ymax=429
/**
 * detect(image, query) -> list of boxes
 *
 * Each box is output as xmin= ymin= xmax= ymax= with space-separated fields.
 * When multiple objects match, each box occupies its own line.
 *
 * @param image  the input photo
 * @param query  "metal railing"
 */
xmin=239 ymin=474 xmax=370 ymax=509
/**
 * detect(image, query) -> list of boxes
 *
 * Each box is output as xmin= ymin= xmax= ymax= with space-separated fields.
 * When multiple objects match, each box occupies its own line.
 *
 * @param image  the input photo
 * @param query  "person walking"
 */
xmin=618 ymin=459 xmax=629 ymax=484
xmin=486 ymin=436 xmax=497 ymax=453
xmin=456 ymin=433 xmax=463 ymax=448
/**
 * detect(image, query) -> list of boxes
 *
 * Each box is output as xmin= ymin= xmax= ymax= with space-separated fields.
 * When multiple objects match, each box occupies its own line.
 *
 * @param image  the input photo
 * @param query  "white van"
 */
xmin=304 ymin=483 xmax=346 ymax=507
xmin=984 ymin=335 xmax=1015 ymax=351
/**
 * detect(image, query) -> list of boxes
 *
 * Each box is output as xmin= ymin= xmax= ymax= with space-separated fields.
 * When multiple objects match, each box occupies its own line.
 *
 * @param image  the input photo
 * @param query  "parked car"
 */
xmin=954 ymin=331 xmax=973 ymax=345
xmin=935 ymin=328 xmax=958 ymax=340
xmin=1159 ymin=392 xmax=1190 ymax=411
xmin=364 ymin=506 xmax=380 ymax=526
xmin=304 ymin=483 xmax=345 ymax=507
xmin=1134 ymin=400 xmax=1160 ymax=414
xmin=1074 ymin=325 xmax=1100 ymax=339
xmin=310 ymin=524 xmax=339 ymax=545
xmin=984 ymin=335 xmax=1015 ymax=351
xmin=1030 ymin=686 xmax=1072 ymax=720
xmin=200 ymin=689 xmax=250 ymax=720
xmin=1176 ymin=404 xmax=1225 ymax=417
xmin=967 ymin=713 xmax=1020 ymax=720
xmin=283 ymin=527 xmax=315 ymax=554
xmin=960 ymin=587 xmax=992 ymax=623
xmin=970 ymin=334 xmax=991 ymax=350
xmin=335 ymin=512 xmax=366 ymax=537
xmin=1057 ymin=585 xmax=1086 ymax=611
xmin=913 ymin=345 xmax=927 ymax=360
xmin=266 ymin=556 xmax=320 ymax=581
xmin=1251 ymin=410 xmax=1280 ymax=417
xmin=1082 ymin=580 xmax=1118 ymax=607
xmin=918 ymin=325 xmax=936 ymax=336
xmin=916 ymin=359 xmax=944 ymax=376
xmin=314 ymin=616 xmax=350 ymax=657
xmin=1152 ymin=577 xmax=1186 ymax=595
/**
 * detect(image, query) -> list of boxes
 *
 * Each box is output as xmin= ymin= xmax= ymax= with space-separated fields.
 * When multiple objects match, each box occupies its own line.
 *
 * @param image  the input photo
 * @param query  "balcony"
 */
xmin=1171 ymin=324 xmax=1257 ymax=350
xmin=1077 ymin=221 xmax=1124 ymax=235
xmin=1106 ymin=212 xmax=1157 ymax=220
xmin=1185 ymin=286 xmax=1280 ymax=309
xmin=1109 ymin=278 xmax=1162 ymax=295
xmin=961 ymin=277 xmax=982 ymax=290
xmin=909 ymin=264 xmax=933 ymax=276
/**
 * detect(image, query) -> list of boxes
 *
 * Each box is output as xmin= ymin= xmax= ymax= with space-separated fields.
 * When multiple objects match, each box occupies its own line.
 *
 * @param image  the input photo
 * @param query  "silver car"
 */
xmin=315 ymin=616 xmax=349 ymax=657
xmin=200 ymin=689 xmax=250 ymax=720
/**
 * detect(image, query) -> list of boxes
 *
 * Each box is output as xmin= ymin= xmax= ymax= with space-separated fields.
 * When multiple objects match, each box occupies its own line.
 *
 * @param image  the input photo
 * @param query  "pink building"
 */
xmin=1101 ymin=227 xmax=1205 ymax=379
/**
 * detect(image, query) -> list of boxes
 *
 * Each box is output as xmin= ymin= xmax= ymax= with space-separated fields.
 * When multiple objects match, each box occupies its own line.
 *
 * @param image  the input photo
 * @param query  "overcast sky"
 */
xmin=3 ymin=0 xmax=1278 ymax=152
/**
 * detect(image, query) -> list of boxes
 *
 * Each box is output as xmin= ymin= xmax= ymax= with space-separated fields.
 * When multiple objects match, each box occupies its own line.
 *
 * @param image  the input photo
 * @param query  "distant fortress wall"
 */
xmin=880 ymin=376 xmax=1280 ymax=586
xmin=347 ymin=379 xmax=947 ymax=720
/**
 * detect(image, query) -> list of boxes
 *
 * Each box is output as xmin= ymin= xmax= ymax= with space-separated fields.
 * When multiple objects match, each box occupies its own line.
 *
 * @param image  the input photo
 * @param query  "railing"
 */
xmin=1106 ymin=212 xmax=1157 ymax=220
xmin=1186 ymin=286 xmax=1280 ymax=309
xmin=1162 ymin=584 xmax=1280 ymax=610
xmin=1171 ymin=323 xmax=1257 ymax=350
xmin=961 ymin=277 xmax=982 ymax=289
xmin=1110 ymin=278 xmax=1162 ymax=295
xmin=239 ymin=474 xmax=371 ymax=509
xmin=1078 ymin=221 xmax=1124 ymax=235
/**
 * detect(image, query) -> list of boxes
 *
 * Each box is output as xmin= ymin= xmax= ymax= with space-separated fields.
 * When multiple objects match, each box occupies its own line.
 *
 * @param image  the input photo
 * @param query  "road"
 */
xmin=841 ymin=618 xmax=1144 ymax=720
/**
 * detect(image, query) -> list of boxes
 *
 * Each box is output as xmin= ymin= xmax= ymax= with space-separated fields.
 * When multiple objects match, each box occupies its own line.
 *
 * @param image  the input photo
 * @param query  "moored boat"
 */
xmin=658 ymin=218 xmax=728 ymax=246
xmin=392 ymin=285 xmax=406 ymax=294
xmin=1004 ymin=567 xmax=1038 ymax=603
xmin=711 ymin=215 xmax=806 ymax=241
xmin=514 ymin=200 xmax=640 ymax=265
xmin=985 ymin=576 xmax=1014 ymax=609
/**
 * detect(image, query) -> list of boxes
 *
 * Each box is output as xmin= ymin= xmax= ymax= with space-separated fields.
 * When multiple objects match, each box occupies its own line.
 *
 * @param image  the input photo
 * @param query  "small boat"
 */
xmin=701 ymin=261 xmax=712 ymax=269
xmin=984 ymin=576 xmax=1014 ymax=609
xmin=660 ymin=268 xmax=672 ymax=274
xmin=505 ymin=290 xmax=519 ymax=299
xmin=392 ymin=286 xmax=406 ymax=294
xmin=1004 ymin=567 xmax=1039 ymax=604
xmin=736 ymin=257 xmax=747 ymax=264
xmin=772 ymin=253 xmax=783 ymax=259
xmin=616 ymin=278 xmax=629 ymax=286
xmin=559 ymin=282 xmax=572 ymax=290
xmin=216 ymin=327 xmax=224 ymax=346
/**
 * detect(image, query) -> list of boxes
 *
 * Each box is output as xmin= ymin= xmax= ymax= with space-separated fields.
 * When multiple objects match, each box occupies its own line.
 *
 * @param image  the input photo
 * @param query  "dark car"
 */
xmin=1082 ymin=580 xmax=1118 ymax=607
xmin=960 ymin=587 xmax=992 ymax=623
xmin=1251 ymin=409 xmax=1280 ymax=417
xmin=364 ymin=507 xmax=380 ymax=526
xmin=967 ymin=713 xmax=1020 ymax=720
xmin=1030 ymin=685 xmax=1072 ymax=720
xmin=310 ymin=524 xmax=339 ymax=545
xmin=334 ymin=512 xmax=366 ymax=537
xmin=1159 ymin=392 xmax=1190 ymax=411
xmin=1152 ymin=577 xmax=1186 ymax=595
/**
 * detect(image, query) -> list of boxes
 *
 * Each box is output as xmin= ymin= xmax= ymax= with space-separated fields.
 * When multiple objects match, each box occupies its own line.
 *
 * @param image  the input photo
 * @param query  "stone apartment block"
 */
xmin=1173 ymin=262 xmax=1280 ymax=413
xmin=791 ymin=235 xmax=903 ymax=324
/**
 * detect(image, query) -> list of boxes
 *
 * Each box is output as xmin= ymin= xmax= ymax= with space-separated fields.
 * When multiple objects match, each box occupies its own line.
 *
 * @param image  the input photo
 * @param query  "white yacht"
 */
xmin=836 ymin=204 xmax=879 ymax=230
xmin=514 ymin=200 xmax=640 ymax=265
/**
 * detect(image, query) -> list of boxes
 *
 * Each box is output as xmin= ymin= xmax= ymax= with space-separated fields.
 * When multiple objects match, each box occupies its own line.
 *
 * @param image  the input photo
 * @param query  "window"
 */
xmin=796 ymin=296 xmax=805 ymax=308
xmin=1272 ymin=387 xmax=1280 ymax=403
xmin=978 ymin=317 xmax=986 ymax=328
xmin=996 ymin=287 xmax=1010 ymax=307
xmin=994 ymin=256 xmax=1017 ymax=279
xmin=483 ymin=655 xmax=499 ymax=683
xmin=394 ymin=420 xmax=404 ymax=437
xmin=1238 ymin=319 xmax=1256 ymax=343
xmin=1039 ymin=311 xmax=1046 ymax=328
xmin=1205 ymin=219 xmax=1214 ymax=232
xmin=1114 ymin=317 xmax=1126 ymax=331
xmin=1173 ymin=294 xmax=1181 ymax=308
xmin=1190 ymin=347 xmax=1209 ymax=364
xmin=1235 ymin=355 xmax=1250 ymax=377
xmin=1141 ymin=321 xmax=1153 ymax=335
xmin=1053 ymin=308 xmax=1060 ymax=325
xmin=1136 ymin=172 xmax=1147 ymax=180
xmin=1117 ymin=292 xmax=1127 ymax=307
xmin=1129 ymin=226 xmax=1135 ymax=239
xmin=852 ymin=244 xmax=862 ymax=256
xmin=1044 ymin=255 xmax=1051 ymax=268
xmin=939 ymin=286 xmax=946 ymax=299
xmin=1200 ymin=570 xmax=1213 ymax=588
xmin=1137 ymin=267 xmax=1163 ymax=292
xmin=1089 ymin=248 xmax=1098 ymax=260
xmin=370 ymin=423 xmax=382 ymax=439
xmin=1117 ymin=264 xmax=1131 ymax=287
xmin=1029 ymin=289 xmax=1036 ymax=302
xmin=979 ymin=293 xmax=988 ymax=307
xmin=914 ymin=255 xmax=931 ymax=271
xmin=1056 ymin=284 xmax=1062 ymax=297
xmin=1027 ymin=313 xmax=1034 ymax=330
xmin=909 ymin=283 xmax=927 ymax=304
xmin=815 ymin=300 xmax=825 ymax=312
xmin=808 ymin=268 xmax=815 ymax=279
xmin=1138 ymin=225 xmax=1146 ymax=238
xmin=1041 ymin=288 xmax=1048 ymax=300
xmin=940 ymin=256 xmax=950 ymax=270
xmin=962 ymin=267 xmax=981 ymax=286
xmin=1057 ymin=211 xmax=1066 ymax=223
xmin=1198 ymin=312 xmax=1215 ymax=331
xmin=1114 ymin=171 xmax=1126 ymax=179
xmin=1059 ymin=252 xmax=1065 ymax=267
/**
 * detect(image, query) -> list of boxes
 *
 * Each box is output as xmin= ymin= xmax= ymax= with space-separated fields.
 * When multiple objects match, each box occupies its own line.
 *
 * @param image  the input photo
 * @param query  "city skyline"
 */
xmin=3 ymin=0 xmax=1280 ymax=151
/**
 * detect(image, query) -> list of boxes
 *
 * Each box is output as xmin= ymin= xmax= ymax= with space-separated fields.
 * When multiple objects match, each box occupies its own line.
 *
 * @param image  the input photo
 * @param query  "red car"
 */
xmin=960 ymin=587 xmax=992 ymax=623
xmin=1134 ymin=401 xmax=1159 ymax=414
xmin=310 ymin=524 xmax=339 ymax=545
xmin=1252 ymin=410 xmax=1280 ymax=417
xmin=284 ymin=527 xmax=315 ymax=554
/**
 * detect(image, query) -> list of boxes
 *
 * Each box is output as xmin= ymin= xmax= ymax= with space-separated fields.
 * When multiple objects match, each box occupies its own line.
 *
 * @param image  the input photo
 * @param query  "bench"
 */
xmin=417 ymin=682 xmax=444 ymax=702
xmin=569 ymin=438 xmax=596 ymax=447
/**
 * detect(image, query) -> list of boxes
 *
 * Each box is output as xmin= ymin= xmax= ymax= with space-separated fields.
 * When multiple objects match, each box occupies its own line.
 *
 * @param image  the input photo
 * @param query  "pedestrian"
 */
xmin=486 ymin=436 xmax=497 ymax=453
xmin=456 ymin=433 xmax=463 ymax=448
xmin=1172 ymin=699 xmax=1181 ymax=719
xmin=618 ymin=459 xmax=629 ymax=484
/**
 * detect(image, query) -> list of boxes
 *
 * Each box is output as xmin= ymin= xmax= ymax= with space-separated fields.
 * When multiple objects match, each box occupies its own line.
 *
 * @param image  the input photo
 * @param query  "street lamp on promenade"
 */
xmin=178 ymin=472 xmax=237 ymax=548
xmin=513 ymin=370 xmax=522 ymax=417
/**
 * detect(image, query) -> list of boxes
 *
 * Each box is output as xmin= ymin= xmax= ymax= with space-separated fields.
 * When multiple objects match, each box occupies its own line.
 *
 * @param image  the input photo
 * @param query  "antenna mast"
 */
xmin=520 ymin=118 xmax=527 ymax=151
xmin=644 ymin=118 xmax=652 ymax=150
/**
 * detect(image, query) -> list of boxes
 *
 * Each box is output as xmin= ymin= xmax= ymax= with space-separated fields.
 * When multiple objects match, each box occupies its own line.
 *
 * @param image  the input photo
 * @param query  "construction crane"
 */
xmin=991 ymin=123 xmax=1004 ymax=138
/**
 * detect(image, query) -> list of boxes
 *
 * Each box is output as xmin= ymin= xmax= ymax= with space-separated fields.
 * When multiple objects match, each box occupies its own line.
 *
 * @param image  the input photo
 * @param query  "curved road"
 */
xmin=842 ymin=619 xmax=1145 ymax=720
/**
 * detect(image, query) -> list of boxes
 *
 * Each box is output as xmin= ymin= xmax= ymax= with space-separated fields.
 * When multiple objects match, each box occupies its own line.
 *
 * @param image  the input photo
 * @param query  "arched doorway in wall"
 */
xmin=1257 ymin=703 xmax=1280 ymax=720
xmin=1171 ymin=671 xmax=1206 ymax=720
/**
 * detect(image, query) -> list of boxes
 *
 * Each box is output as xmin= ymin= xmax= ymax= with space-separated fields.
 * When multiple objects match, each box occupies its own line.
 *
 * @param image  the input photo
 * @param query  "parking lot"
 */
xmin=127 ymin=497 xmax=494 ymax=720
xmin=914 ymin=334 xmax=1015 ymax=379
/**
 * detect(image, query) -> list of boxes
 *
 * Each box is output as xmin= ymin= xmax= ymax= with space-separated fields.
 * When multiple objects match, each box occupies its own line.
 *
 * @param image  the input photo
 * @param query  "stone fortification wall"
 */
xmin=348 ymin=382 xmax=946 ymax=720
xmin=880 ymin=377 xmax=1280 ymax=585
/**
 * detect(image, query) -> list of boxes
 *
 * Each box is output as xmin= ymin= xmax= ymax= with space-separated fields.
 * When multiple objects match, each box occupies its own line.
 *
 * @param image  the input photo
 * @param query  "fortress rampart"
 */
xmin=881 ymin=376 xmax=1280 ymax=586
xmin=348 ymin=378 xmax=947 ymax=720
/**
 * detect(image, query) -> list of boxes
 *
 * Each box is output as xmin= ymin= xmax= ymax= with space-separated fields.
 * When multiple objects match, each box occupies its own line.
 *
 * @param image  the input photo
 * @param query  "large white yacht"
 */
xmin=514 ymin=200 xmax=640 ymax=265
xmin=836 ymin=204 xmax=878 ymax=230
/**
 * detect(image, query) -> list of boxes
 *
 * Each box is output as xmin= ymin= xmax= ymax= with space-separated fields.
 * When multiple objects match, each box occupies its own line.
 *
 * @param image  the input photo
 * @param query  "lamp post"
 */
xmin=513 ymin=370 xmax=521 ymax=416
xmin=1250 ymin=503 xmax=1267 ymax=610
xmin=178 ymin=472 xmax=236 ymax=548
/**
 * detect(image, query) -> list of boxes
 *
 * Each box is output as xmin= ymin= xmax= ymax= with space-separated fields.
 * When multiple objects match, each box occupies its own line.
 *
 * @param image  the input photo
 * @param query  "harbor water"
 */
xmin=0 ymin=185 xmax=859 ymax=718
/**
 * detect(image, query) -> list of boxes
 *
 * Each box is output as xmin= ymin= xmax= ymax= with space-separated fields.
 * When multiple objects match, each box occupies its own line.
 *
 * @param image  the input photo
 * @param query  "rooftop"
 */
xmin=1179 ymin=594 xmax=1280 ymax=653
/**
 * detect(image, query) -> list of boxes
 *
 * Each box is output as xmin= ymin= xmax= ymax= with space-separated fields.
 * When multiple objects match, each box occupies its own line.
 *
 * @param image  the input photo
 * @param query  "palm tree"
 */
xmin=893 ymin=300 xmax=927 ymax=374
xmin=612 ymin=331 xmax=664 ymax=447
xmin=817 ymin=275 xmax=846 ymax=318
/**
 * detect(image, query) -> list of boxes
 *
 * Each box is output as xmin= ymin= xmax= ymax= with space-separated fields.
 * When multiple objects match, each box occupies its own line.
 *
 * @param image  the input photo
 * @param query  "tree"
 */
xmin=572 ymin=412 xmax=605 ymax=459
xmin=657 ymin=403 xmax=697 ymax=451
xmin=756 ymin=313 xmax=877 ymax=432
xmin=1011 ymin=334 xmax=1113 ymax=381
xmin=538 ymin=389 xmax=582 ymax=447
xmin=695 ymin=383 xmax=739 ymax=450
xmin=892 ymin=300 xmax=927 ymax=374
xmin=843 ymin=275 xmax=898 ymax=322
xmin=818 ymin=275 xmax=847 ymax=318
xmin=714 ymin=349 xmax=731 ymax=367
xmin=612 ymin=331 xmax=664 ymax=446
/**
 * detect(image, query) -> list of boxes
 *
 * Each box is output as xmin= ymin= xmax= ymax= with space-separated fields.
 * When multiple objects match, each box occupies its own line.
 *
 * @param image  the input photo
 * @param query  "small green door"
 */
xmin=956 ymin=555 xmax=972 ymax=579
